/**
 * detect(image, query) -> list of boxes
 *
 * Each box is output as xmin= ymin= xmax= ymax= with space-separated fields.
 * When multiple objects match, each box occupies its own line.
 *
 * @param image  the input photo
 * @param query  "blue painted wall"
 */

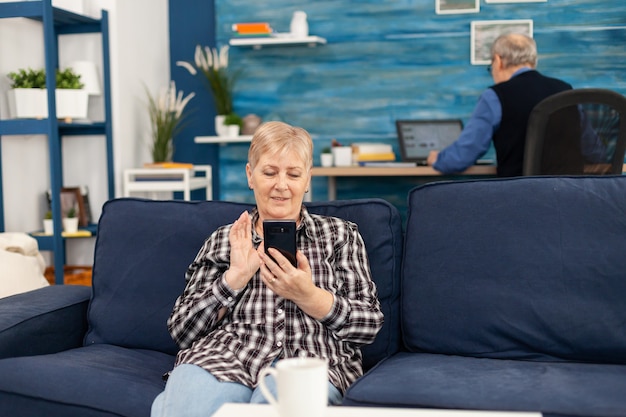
xmin=175 ymin=0 xmax=626 ymax=214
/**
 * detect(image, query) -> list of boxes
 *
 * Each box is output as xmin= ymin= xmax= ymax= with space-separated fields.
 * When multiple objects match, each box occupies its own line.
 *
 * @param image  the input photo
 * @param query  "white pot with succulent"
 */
xmin=224 ymin=113 xmax=242 ymax=137
xmin=43 ymin=210 xmax=54 ymax=235
xmin=176 ymin=45 xmax=240 ymax=136
xmin=320 ymin=147 xmax=333 ymax=167
xmin=62 ymin=206 xmax=79 ymax=234
xmin=7 ymin=67 xmax=88 ymax=120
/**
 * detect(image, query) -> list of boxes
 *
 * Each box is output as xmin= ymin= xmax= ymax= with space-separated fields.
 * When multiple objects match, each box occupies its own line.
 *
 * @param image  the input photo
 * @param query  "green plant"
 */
xmin=55 ymin=68 xmax=84 ymax=89
xmin=176 ymin=45 xmax=241 ymax=116
xmin=146 ymin=81 xmax=195 ymax=163
xmin=321 ymin=146 xmax=332 ymax=154
xmin=66 ymin=207 xmax=76 ymax=218
xmin=8 ymin=68 xmax=46 ymax=88
xmin=44 ymin=210 xmax=52 ymax=220
xmin=224 ymin=112 xmax=243 ymax=128
xmin=7 ymin=67 xmax=84 ymax=89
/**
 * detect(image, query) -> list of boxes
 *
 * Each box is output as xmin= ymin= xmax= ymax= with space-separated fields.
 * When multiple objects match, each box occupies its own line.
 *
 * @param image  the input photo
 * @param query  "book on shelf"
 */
xmin=232 ymin=22 xmax=273 ymax=35
xmin=351 ymin=143 xmax=396 ymax=162
xmin=359 ymin=161 xmax=417 ymax=167
xmin=355 ymin=152 xmax=396 ymax=162
xmin=143 ymin=162 xmax=194 ymax=169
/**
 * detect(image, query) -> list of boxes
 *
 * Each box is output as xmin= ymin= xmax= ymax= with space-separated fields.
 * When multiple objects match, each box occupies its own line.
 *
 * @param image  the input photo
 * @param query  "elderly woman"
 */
xmin=151 ymin=121 xmax=384 ymax=417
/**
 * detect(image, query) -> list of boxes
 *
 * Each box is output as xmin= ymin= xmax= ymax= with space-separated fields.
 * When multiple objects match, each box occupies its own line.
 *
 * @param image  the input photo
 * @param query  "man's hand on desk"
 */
xmin=427 ymin=150 xmax=439 ymax=167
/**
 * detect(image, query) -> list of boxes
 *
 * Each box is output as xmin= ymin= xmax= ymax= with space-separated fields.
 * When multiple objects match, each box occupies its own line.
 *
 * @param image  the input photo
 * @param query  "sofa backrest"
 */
xmin=84 ymin=198 xmax=403 ymax=370
xmin=402 ymin=176 xmax=626 ymax=364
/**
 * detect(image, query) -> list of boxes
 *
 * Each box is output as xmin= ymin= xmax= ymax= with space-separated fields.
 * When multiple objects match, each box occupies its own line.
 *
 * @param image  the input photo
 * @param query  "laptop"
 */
xmin=395 ymin=119 xmax=463 ymax=165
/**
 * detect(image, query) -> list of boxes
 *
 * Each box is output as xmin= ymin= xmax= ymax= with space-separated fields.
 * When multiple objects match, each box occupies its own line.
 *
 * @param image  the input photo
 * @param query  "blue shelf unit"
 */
xmin=0 ymin=1 xmax=114 ymax=285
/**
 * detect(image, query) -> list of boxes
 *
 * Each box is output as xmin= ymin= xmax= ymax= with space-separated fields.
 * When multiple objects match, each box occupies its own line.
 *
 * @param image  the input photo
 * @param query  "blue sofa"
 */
xmin=0 ymin=197 xmax=403 ymax=417
xmin=1 ymin=176 xmax=626 ymax=417
xmin=343 ymin=176 xmax=626 ymax=417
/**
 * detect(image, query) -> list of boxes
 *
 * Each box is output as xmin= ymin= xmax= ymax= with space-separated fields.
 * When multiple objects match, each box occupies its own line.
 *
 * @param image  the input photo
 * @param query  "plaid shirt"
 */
xmin=168 ymin=206 xmax=383 ymax=393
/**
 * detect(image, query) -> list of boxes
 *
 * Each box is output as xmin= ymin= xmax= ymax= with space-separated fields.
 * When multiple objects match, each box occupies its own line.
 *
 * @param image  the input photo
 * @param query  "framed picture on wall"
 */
xmin=436 ymin=0 xmax=479 ymax=15
xmin=486 ymin=0 xmax=545 ymax=3
xmin=470 ymin=19 xmax=533 ymax=65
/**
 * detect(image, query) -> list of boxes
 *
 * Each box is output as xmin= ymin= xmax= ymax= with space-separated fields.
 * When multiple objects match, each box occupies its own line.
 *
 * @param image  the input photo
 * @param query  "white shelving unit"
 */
xmin=195 ymin=135 xmax=253 ymax=145
xmin=229 ymin=35 xmax=327 ymax=49
xmin=123 ymin=165 xmax=212 ymax=201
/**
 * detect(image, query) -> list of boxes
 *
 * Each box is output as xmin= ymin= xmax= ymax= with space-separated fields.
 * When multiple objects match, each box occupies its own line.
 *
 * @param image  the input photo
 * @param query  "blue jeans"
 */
xmin=151 ymin=364 xmax=343 ymax=417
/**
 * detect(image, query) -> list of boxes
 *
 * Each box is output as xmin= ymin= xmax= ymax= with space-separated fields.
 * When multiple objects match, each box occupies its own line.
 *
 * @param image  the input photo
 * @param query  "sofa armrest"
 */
xmin=0 ymin=285 xmax=91 ymax=359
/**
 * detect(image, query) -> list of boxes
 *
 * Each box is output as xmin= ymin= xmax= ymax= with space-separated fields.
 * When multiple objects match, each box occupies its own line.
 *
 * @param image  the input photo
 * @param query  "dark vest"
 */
xmin=491 ymin=70 xmax=572 ymax=177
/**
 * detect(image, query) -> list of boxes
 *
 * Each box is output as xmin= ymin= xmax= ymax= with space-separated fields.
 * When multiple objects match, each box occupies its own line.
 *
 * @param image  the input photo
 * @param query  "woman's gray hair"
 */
xmin=248 ymin=121 xmax=313 ymax=171
xmin=491 ymin=33 xmax=537 ymax=68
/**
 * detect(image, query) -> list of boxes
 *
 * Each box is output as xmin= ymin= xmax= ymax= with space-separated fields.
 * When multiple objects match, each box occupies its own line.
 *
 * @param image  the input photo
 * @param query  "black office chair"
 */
xmin=523 ymin=88 xmax=626 ymax=175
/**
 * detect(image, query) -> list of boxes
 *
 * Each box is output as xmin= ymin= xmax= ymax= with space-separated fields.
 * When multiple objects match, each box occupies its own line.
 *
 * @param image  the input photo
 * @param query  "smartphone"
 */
xmin=263 ymin=220 xmax=297 ymax=267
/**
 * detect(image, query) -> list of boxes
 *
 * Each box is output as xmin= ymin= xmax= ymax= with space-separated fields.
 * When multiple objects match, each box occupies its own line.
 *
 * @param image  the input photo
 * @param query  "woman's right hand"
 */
xmin=225 ymin=211 xmax=261 ymax=290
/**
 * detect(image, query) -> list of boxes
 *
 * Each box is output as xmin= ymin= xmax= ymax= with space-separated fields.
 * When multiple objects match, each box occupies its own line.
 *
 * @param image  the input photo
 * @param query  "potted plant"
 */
xmin=320 ymin=146 xmax=333 ymax=167
xmin=176 ymin=45 xmax=241 ymax=136
xmin=146 ymin=81 xmax=195 ymax=163
xmin=224 ymin=112 xmax=243 ymax=137
xmin=62 ymin=206 xmax=79 ymax=234
xmin=6 ymin=67 xmax=88 ymax=121
xmin=43 ymin=210 xmax=54 ymax=235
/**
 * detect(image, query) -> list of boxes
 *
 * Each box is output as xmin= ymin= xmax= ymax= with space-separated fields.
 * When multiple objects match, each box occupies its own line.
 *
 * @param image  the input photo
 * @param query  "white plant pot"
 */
xmin=63 ymin=217 xmax=79 ymax=233
xmin=7 ymin=88 xmax=89 ymax=120
xmin=43 ymin=219 xmax=54 ymax=235
xmin=56 ymin=89 xmax=89 ymax=120
xmin=320 ymin=153 xmax=333 ymax=167
xmin=7 ymin=89 xmax=47 ymax=119
xmin=215 ymin=115 xmax=228 ymax=136
xmin=226 ymin=125 xmax=240 ymax=137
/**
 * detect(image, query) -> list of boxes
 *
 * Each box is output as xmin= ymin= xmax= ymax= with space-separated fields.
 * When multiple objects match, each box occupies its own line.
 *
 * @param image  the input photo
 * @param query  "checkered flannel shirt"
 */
xmin=167 ymin=206 xmax=384 ymax=394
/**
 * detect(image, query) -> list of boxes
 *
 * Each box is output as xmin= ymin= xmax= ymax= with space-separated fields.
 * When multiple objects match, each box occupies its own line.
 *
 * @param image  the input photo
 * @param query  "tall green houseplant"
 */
xmin=176 ymin=45 xmax=240 ymax=116
xmin=146 ymin=81 xmax=195 ymax=163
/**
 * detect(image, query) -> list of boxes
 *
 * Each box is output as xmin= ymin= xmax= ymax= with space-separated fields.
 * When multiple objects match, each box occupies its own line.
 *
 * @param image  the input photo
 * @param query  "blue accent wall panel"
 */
xmin=178 ymin=0 xmax=626 ymax=209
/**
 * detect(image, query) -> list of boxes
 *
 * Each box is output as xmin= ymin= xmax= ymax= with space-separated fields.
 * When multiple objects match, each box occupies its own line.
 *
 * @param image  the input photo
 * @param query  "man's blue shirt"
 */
xmin=433 ymin=68 xmax=532 ymax=173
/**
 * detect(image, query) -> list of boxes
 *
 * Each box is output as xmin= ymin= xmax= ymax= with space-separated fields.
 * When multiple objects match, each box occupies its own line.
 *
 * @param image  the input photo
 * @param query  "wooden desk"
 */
xmin=310 ymin=165 xmax=497 ymax=200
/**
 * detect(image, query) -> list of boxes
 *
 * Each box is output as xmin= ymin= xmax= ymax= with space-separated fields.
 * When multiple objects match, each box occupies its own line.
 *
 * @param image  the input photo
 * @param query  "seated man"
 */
xmin=427 ymin=33 xmax=572 ymax=177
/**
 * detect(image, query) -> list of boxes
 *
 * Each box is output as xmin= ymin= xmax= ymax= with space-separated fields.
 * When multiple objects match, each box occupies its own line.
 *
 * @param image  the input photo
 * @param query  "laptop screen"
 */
xmin=396 ymin=119 xmax=463 ymax=163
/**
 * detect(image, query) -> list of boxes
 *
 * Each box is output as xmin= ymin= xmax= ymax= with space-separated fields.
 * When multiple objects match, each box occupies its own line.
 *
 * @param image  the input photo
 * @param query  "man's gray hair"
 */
xmin=491 ymin=33 xmax=537 ymax=68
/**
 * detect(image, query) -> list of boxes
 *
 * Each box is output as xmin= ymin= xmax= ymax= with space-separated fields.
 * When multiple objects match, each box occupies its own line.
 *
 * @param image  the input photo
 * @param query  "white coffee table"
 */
xmin=212 ymin=403 xmax=542 ymax=417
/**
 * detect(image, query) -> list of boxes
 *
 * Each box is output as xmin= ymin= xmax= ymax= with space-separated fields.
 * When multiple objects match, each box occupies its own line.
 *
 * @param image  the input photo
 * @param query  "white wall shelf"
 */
xmin=195 ymin=135 xmax=253 ymax=145
xmin=229 ymin=35 xmax=327 ymax=49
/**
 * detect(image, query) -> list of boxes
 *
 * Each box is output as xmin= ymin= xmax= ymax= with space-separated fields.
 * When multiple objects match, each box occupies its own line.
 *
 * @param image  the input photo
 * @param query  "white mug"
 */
xmin=258 ymin=357 xmax=328 ymax=417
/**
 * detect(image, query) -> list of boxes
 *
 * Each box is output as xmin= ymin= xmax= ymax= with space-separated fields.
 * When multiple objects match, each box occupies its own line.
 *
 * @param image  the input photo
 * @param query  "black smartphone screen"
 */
xmin=263 ymin=220 xmax=297 ymax=267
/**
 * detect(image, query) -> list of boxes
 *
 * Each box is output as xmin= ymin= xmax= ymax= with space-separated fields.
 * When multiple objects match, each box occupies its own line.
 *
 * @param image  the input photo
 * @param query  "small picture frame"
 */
xmin=47 ymin=186 xmax=91 ymax=227
xmin=436 ymin=0 xmax=479 ymax=15
xmin=470 ymin=19 xmax=533 ymax=65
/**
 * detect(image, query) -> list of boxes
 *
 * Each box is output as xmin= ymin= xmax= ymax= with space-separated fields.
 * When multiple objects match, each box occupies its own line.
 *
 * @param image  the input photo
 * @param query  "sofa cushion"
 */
xmin=343 ymin=352 xmax=626 ymax=417
xmin=401 ymin=176 xmax=626 ymax=363
xmin=85 ymin=199 xmax=254 ymax=355
xmin=0 ymin=344 xmax=173 ymax=417
xmin=0 ymin=285 xmax=90 ymax=359
xmin=85 ymin=198 xmax=403 ymax=369
xmin=306 ymin=199 xmax=403 ymax=369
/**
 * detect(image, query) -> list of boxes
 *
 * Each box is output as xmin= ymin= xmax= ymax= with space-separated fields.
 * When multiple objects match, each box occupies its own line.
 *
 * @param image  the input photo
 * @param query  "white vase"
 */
xmin=63 ymin=217 xmax=79 ymax=233
xmin=215 ymin=115 xmax=228 ymax=136
xmin=290 ymin=11 xmax=309 ymax=38
xmin=332 ymin=146 xmax=353 ymax=166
